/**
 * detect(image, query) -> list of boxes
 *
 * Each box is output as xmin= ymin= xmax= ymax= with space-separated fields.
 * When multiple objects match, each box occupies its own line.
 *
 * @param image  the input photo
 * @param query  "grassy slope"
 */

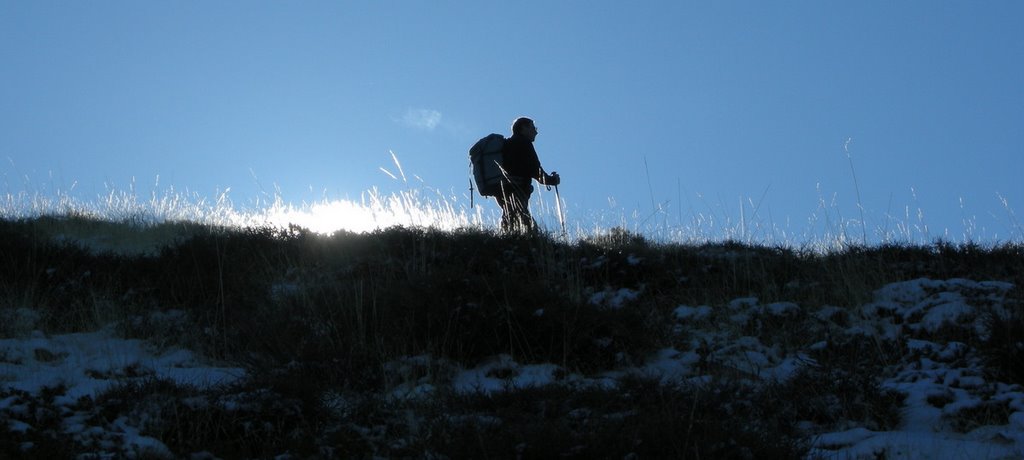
xmin=1 ymin=216 xmax=1022 ymax=458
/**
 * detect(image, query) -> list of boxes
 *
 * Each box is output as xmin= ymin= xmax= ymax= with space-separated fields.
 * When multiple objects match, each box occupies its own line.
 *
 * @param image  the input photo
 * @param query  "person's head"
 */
xmin=511 ymin=117 xmax=538 ymax=142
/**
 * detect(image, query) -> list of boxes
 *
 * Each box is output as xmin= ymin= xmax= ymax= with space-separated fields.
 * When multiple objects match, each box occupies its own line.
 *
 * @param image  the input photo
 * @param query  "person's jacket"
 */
xmin=501 ymin=134 xmax=543 ymax=183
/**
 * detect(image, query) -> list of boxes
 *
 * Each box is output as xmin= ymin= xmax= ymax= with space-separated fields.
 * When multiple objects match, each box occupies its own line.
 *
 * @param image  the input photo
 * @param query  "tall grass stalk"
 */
xmin=999 ymin=193 xmax=1022 ymax=241
xmin=843 ymin=138 xmax=868 ymax=245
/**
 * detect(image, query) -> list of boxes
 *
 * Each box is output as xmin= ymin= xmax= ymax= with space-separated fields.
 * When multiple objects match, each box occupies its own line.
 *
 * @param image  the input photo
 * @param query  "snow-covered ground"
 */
xmin=0 ymin=324 xmax=244 ymax=457
xmin=446 ymin=278 xmax=1024 ymax=459
xmin=2 ymin=278 xmax=1022 ymax=458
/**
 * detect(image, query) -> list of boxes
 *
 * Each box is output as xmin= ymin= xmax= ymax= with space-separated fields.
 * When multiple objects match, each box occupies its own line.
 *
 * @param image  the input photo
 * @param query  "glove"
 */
xmin=544 ymin=171 xmax=561 ymax=186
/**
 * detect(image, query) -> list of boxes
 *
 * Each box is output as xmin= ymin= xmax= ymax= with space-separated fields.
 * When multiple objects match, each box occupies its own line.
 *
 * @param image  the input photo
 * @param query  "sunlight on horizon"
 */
xmin=265 ymin=199 xmax=384 ymax=234
xmin=2 ymin=182 xmax=1021 ymax=250
xmin=0 ymin=185 xmax=493 ymax=236
xmin=262 ymin=190 xmax=489 ymax=235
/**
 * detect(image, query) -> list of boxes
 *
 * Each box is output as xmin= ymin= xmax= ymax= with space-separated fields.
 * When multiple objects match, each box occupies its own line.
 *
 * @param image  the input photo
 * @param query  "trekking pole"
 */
xmin=554 ymin=184 xmax=566 ymax=237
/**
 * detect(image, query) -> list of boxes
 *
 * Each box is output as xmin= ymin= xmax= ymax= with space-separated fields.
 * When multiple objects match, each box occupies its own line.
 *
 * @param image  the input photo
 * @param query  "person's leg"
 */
xmin=495 ymin=192 xmax=513 ymax=233
xmin=509 ymin=188 xmax=534 ymax=234
xmin=498 ymin=181 xmax=536 ymax=234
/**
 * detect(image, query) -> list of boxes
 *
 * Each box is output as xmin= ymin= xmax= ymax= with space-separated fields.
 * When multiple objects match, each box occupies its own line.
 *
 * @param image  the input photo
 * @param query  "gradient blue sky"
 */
xmin=3 ymin=1 xmax=1022 ymax=242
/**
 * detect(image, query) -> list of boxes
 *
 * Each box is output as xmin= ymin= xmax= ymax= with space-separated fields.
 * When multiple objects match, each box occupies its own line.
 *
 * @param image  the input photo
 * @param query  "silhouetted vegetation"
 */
xmin=1 ymin=216 xmax=1021 ymax=458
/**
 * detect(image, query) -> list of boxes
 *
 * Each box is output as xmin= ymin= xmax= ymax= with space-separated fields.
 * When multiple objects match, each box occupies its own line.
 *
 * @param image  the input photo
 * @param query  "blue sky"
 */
xmin=3 ymin=1 xmax=1022 ymax=243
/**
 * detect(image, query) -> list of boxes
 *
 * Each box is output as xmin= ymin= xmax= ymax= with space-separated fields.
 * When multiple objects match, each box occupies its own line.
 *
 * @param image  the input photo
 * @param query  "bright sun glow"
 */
xmin=260 ymin=189 xmax=488 ymax=235
xmin=265 ymin=199 xmax=394 ymax=234
xmin=1 ymin=185 xmax=493 ymax=236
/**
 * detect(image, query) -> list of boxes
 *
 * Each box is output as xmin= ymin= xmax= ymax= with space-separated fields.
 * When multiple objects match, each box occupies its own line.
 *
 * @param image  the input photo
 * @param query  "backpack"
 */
xmin=469 ymin=133 xmax=506 ymax=197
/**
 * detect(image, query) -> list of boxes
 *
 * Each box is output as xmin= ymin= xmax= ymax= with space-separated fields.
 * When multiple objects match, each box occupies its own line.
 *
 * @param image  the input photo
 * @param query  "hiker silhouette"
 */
xmin=495 ymin=117 xmax=560 ymax=233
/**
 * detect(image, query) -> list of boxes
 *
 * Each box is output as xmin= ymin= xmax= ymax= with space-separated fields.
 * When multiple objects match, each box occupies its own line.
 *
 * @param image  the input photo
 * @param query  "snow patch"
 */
xmin=453 ymin=355 xmax=565 ymax=394
xmin=588 ymin=286 xmax=641 ymax=309
xmin=673 ymin=304 xmax=712 ymax=321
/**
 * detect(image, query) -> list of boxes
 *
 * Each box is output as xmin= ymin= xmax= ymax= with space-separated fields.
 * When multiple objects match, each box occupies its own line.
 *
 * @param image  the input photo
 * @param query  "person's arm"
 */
xmin=538 ymin=167 xmax=560 ymax=186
